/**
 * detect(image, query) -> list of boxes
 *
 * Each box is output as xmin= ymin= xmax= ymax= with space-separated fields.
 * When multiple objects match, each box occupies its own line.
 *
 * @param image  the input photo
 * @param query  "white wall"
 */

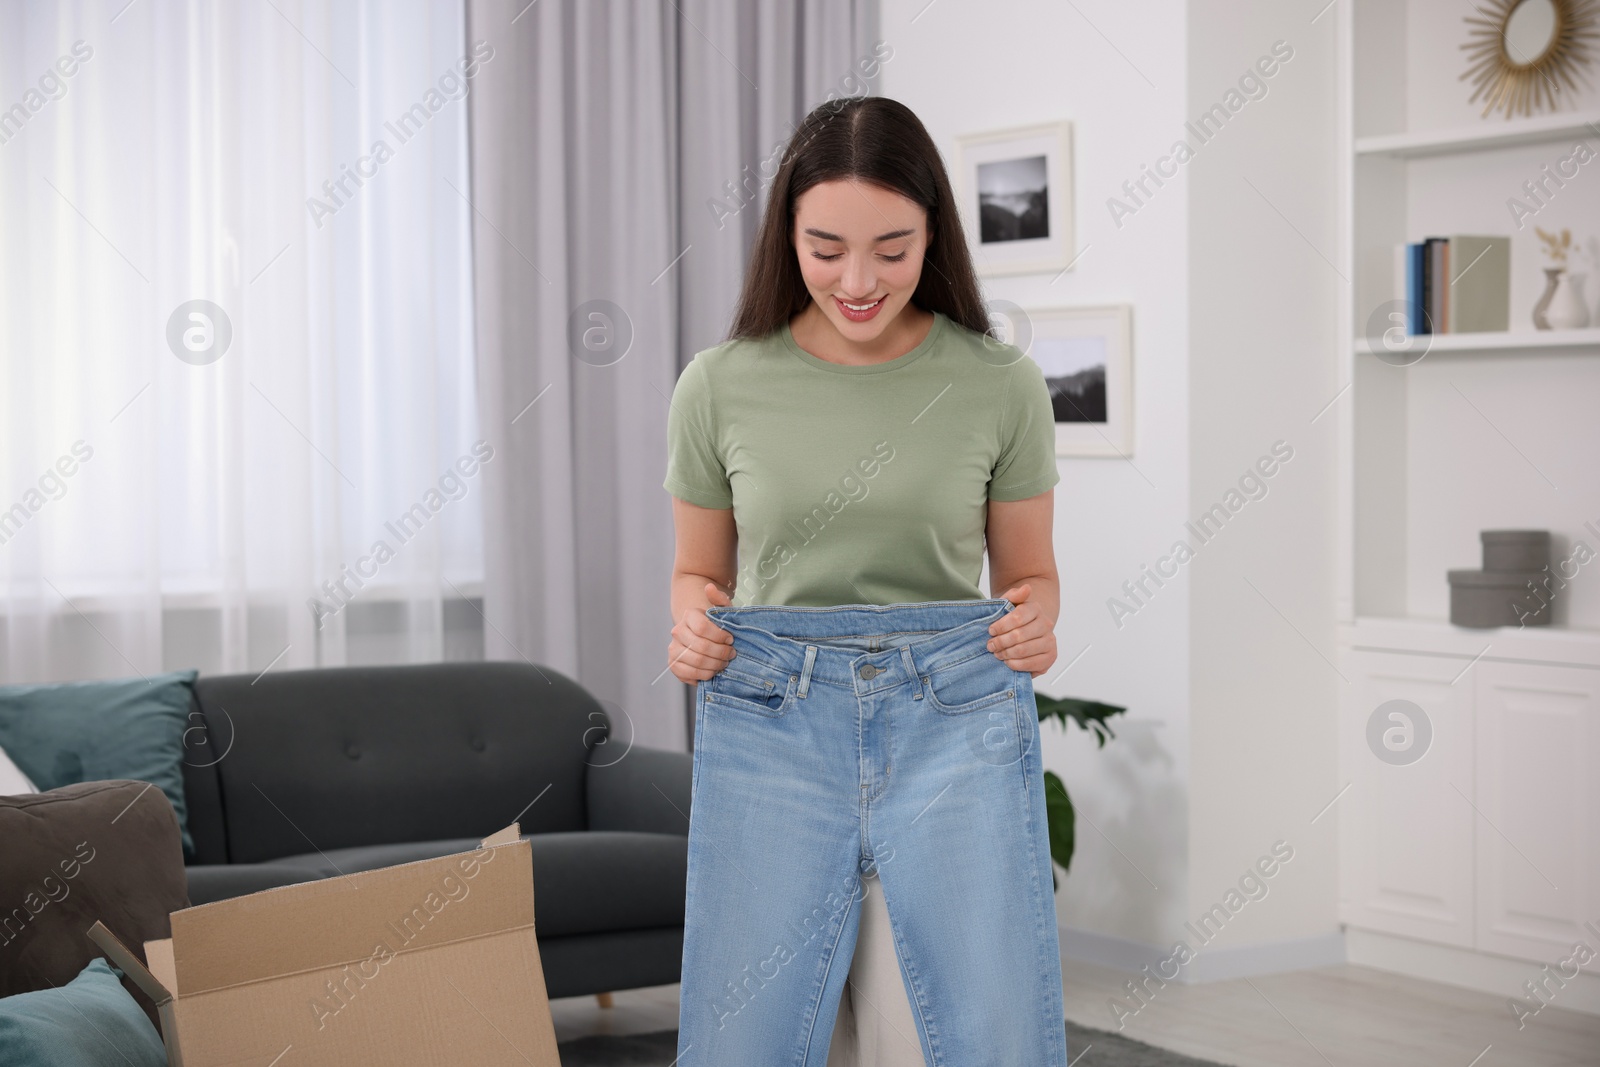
xmin=881 ymin=0 xmax=1194 ymax=950
xmin=1403 ymin=0 xmax=1600 ymax=131
xmin=1185 ymin=0 xmax=1341 ymax=954
xmin=883 ymin=0 xmax=1346 ymax=973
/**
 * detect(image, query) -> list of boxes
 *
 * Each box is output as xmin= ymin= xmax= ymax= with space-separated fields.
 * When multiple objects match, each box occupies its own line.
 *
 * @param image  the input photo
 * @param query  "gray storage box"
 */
xmin=1481 ymin=530 xmax=1550 ymax=572
xmin=1448 ymin=569 xmax=1550 ymax=628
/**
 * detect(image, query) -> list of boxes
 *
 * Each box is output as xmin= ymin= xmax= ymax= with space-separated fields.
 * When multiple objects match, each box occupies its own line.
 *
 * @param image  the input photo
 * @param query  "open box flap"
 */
xmin=86 ymin=920 xmax=172 ymax=1005
xmin=168 ymin=832 xmax=533 ymax=996
xmin=88 ymin=922 xmax=185 ymax=1067
xmin=145 ymin=938 xmax=177 ymax=993
xmin=479 ymin=822 xmax=521 ymax=848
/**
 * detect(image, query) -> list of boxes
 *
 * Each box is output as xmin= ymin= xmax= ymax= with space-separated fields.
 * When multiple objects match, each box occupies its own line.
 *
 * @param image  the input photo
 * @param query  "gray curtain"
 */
xmin=465 ymin=0 xmax=882 ymax=751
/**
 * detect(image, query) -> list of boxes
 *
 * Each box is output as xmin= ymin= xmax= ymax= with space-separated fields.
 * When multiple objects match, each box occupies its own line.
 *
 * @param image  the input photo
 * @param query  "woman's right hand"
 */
xmin=668 ymin=580 xmax=738 ymax=684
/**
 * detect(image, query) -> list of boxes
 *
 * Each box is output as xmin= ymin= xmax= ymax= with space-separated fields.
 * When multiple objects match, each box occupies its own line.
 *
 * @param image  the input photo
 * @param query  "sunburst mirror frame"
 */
xmin=1461 ymin=0 xmax=1600 ymax=118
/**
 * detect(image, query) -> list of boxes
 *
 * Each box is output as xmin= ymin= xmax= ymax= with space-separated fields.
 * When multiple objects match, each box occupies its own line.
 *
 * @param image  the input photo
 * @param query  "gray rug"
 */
xmin=556 ymin=1021 xmax=1227 ymax=1065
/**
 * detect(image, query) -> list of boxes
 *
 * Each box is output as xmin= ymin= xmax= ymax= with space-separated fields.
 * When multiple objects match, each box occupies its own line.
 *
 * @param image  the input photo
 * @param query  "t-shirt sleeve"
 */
xmin=663 ymin=355 xmax=734 ymax=509
xmin=988 ymin=355 xmax=1061 ymax=502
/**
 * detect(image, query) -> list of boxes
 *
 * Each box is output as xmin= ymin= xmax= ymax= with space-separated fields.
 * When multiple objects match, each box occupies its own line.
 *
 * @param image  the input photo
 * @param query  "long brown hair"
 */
xmin=726 ymin=96 xmax=990 ymax=342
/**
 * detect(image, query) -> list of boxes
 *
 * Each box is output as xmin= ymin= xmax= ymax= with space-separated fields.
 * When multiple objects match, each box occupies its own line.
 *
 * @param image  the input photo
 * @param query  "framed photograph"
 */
xmin=953 ymin=121 xmax=1074 ymax=277
xmin=1016 ymin=305 xmax=1133 ymax=458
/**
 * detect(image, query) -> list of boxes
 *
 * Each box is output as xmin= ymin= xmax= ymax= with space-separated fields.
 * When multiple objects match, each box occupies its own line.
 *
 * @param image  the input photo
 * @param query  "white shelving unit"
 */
xmin=1353 ymin=327 xmax=1600 ymax=355
xmin=1354 ymin=109 xmax=1600 ymax=158
xmin=1335 ymin=0 xmax=1600 ymax=1006
xmin=1337 ymin=0 xmax=1600 ymax=627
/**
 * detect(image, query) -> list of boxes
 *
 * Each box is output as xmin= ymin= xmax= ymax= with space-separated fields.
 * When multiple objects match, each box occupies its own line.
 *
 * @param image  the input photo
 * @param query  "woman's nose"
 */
xmin=840 ymin=255 xmax=876 ymax=297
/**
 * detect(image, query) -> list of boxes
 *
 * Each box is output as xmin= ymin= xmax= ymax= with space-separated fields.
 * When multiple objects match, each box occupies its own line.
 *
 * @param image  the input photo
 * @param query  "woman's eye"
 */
xmin=810 ymin=251 xmax=909 ymax=262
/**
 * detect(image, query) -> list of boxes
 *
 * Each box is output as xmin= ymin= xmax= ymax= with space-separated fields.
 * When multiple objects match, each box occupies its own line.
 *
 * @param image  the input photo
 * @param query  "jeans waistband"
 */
xmin=705 ymin=598 xmax=1013 ymax=696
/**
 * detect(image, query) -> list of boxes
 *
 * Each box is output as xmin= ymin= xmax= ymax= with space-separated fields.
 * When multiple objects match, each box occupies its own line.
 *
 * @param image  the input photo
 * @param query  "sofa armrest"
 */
xmin=584 ymin=744 xmax=692 ymax=835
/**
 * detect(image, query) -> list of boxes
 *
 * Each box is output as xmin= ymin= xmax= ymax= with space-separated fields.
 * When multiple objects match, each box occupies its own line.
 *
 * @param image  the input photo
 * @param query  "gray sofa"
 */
xmin=179 ymin=661 xmax=691 ymax=999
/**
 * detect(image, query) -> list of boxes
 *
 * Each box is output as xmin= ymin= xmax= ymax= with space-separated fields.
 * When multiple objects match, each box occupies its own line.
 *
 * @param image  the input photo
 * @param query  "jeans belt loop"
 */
xmin=899 ymin=645 xmax=922 ymax=699
xmin=797 ymin=645 xmax=818 ymax=699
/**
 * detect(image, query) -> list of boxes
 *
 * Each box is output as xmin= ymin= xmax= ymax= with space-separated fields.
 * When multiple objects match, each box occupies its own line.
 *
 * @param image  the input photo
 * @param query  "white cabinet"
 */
xmin=1341 ymin=650 xmax=1475 ymax=946
xmin=1340 ymin=621 xmax=1600 ymax=970
xmin=1474 ymin=661 xmax=1600 ymax=971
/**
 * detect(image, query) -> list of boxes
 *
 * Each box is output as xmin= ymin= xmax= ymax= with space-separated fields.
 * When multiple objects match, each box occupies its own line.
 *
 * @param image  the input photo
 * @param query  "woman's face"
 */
xmin=791 ymin=178 xmax=930 ymax=341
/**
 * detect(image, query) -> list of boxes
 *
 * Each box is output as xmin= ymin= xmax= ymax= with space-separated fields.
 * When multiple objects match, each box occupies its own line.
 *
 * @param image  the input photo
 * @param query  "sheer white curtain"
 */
xmin=0 ymin=0 xmax=483 ymax=684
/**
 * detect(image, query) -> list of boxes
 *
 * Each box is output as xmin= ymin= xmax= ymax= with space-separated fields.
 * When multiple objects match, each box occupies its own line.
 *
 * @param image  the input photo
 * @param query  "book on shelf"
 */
xmin=1392 ymin=235 xmax=1510 ymax=334
xmin=1429 ymin=237 xmax=1447 ymax=336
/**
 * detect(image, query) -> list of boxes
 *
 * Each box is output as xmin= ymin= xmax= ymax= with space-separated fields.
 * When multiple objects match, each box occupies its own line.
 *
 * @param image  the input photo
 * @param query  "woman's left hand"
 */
xmin=988 ymin=583 xmax=1057 ymax=678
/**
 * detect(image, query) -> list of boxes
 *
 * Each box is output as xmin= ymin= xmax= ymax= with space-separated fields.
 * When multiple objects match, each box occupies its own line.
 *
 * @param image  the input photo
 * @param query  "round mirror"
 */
xmin=1503 ymin=0 xmax=1559 ymax=66
xmin=1463 ymin=0 xmax=1599 ymax=118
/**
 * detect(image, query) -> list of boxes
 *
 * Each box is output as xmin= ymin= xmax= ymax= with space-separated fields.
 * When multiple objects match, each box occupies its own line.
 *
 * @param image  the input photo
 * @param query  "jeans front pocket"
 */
xmin=922 ymin=650 xmax=1019 ymax=715
xmin=705 ymin=659 xmax=798 ymax=718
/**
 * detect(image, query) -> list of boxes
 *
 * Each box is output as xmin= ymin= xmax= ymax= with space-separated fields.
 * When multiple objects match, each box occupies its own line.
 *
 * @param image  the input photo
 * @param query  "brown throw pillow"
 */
xmin=0 ymin=779 xmax=190 ymax=1030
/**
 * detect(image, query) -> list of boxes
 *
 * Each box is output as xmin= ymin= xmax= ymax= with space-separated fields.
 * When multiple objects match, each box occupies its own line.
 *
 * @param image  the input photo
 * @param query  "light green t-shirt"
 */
xmin=663 ymin=309 xmax=1060 ymax=607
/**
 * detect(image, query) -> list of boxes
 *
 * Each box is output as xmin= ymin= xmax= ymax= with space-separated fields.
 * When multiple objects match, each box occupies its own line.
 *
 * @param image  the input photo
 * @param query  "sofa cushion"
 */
xmin=0 ymin=958 xmax=166 ymax=1067
xmin=192 ymin=662 xmax=603 ymax=863
xmin=0 ymin=781 xmax=190 ymax=1031
xmin=176 ymin=693 xmax=231 ymax=867
xmin=271 ymin=837 xmax=483 ymax=879
xmin=274 ymin=830 xmax=687 ymax=938
xmin=0 ymin=670 xmax=198 ymax=858
xmin=524 ymin=832 xmax=688 ymax=938
xmin=185 ymin=863 xmax=328 ymax=907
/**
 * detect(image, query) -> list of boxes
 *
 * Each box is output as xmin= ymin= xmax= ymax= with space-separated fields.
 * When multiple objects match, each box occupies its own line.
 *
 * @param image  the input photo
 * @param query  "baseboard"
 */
xmin=1182 ymin=932 xmax=1347 ymax=982
xmin=1058 ymin=925 xmax=1167 ymax=975
xmin=1346 ymin=927 xmax=1600 ymax=1018
xmin=1059 ymin=925 xmax=1347 ymax=984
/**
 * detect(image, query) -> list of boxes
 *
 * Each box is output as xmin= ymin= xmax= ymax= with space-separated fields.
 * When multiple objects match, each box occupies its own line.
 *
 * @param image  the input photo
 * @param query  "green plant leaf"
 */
xmin=1035 ymin=692 xmax=1127 ymax=748
xmin=1043 ymin=769 xmax=1075 ymax=888
xmin=1033 ymin=690 xmax=1125 ymax=890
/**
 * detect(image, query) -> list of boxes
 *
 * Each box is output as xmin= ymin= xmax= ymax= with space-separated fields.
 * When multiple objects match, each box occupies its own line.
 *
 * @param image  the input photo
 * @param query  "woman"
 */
xmin=663 ymin=95 xmax=1067 ymax=1066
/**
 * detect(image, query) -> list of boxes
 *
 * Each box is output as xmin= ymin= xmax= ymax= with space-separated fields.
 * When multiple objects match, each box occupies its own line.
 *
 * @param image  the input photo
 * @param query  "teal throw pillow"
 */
xmin=0 ymin=957 xmax=167 ymax=1065
xmin=0 ymin=669 xmax=197 ymax=858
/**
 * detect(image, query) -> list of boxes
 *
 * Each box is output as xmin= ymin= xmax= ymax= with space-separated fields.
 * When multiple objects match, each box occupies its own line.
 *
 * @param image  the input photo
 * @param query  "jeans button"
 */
xmin=859 ymin=664 xmax=879 ymax=680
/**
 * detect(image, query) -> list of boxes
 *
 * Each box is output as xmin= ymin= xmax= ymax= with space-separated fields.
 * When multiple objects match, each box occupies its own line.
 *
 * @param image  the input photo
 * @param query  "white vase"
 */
xmin=1547 ymin=271 xmax=1590 ymax=329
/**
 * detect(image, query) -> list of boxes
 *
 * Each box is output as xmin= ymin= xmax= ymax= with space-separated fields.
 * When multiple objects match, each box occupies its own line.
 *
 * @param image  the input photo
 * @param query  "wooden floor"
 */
xmin=1060 ymin=959 xmax=1599 ymax=1067
xmin=550 ymin=956 xmax=1600 ymax=1065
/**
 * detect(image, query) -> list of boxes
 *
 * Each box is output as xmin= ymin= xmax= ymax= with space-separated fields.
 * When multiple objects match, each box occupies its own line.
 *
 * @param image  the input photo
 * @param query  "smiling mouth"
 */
xmin=838 ymin=296 xmax=884 ymax=312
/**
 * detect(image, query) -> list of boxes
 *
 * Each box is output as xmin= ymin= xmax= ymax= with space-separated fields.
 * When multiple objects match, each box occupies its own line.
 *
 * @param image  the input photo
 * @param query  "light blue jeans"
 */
xmin=677 ymin=598 xmax=1068 ymax=1066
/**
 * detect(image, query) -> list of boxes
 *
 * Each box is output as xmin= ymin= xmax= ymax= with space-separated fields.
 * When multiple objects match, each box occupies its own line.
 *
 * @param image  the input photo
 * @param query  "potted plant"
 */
xmin=1036 ymin=692 xmax=1127 ymax=890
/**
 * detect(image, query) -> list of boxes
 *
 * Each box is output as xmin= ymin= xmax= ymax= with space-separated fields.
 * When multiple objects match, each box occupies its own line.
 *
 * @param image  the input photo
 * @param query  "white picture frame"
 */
xmin=953 ymin=120 xmax=1074 ymax=277
xmin=1013 ymin=305 xmax=1134 ymax=458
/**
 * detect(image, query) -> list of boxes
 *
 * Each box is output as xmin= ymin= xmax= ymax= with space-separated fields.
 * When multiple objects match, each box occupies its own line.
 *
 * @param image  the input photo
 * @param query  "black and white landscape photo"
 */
xmin=1033 ymin=334 xmax=1108 ymax=424
xmin=976 ymin=154 xmax=1050 ymax=244
xmin=957 ymin=121 xmax=1073 ymax=277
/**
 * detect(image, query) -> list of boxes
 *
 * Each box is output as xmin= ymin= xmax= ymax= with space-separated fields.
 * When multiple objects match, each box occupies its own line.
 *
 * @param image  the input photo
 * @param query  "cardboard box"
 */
xmin=88 ymin=824 xmax=559 ymax=1066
